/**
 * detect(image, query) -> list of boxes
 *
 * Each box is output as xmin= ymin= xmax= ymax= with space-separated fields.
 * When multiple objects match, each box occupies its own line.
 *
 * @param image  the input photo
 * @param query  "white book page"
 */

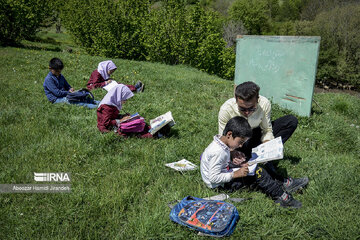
xmin=103 ymin=80 xmax=118 ymax=91
xmin=149 ymin=111 xmax=175 ymax=134
xmin=165 ymin=159 xmax=197 ymax=171
xmin=249 ymin=137 xmax=283 ymax=164
xmin=229 ymin=163 xmax=257 ymax=176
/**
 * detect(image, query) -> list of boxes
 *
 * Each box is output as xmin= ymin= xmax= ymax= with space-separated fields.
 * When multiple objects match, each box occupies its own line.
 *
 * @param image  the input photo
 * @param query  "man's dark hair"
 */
xmin=235 ymin=81 xmax=260 ymax=101
xmin=49 ymin=58 xmax=64 ymax=70
xmin=223 ymin=116 xmax=252 ymax=139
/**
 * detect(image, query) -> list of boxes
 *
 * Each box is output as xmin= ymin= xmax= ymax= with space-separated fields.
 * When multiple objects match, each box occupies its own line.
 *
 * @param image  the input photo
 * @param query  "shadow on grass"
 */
xmin=33 ymin=36 xmax=60 ymax=45
xmin=20 ymin=44 xmax=62 ymax=52
xmin=2 ymin=37 xmax=63 ymax=52
xmin=311 ymin=107 xmax=323 ymax=115
xmin=166 ymin=128 xmax=180 ymax=138
xmin=286 ymin=155 xmax=302 ymax=164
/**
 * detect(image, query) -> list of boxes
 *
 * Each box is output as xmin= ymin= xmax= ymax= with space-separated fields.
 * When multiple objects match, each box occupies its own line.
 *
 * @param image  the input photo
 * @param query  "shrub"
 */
xmin=61 ymin=0 xmax=234 ymax=80
xmin=312 ymin=4 xmax=360 ymax=89
xmin=143 ymin=1 xmax=232 ymax=78
xmin=61 ymin=0 xmax=149 ymax=59
xmin=229 ymin=0 xmax=271 ymax=34
xmin=0 ymin=0 xmax=52 ymax=45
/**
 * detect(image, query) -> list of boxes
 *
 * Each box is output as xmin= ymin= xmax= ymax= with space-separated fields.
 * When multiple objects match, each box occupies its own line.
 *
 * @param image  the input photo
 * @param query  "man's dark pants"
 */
xmin=225 ymin=115 xmax=298 ymax=196
xmin=238 ymin=114 xmax=298 ymax=159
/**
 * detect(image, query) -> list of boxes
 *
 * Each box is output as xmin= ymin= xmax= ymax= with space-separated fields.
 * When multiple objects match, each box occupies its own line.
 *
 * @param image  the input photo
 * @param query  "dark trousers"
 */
xmin=234 ymin=115 xmax=298 ymax=183
xmin=221 ymin=165 xmax=284 ymax=199
xmin=238 ymin=115 xmax=298 ymax=159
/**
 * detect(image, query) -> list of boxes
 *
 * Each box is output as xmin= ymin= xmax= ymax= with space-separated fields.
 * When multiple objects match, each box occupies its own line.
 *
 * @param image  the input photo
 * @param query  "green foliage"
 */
xmin=311 ymin=3 xmax=360 ymax=89
xmin=1 ymin=44 xmax=360 ymax=239
xmin=277 ymin=0 xmax=306 ymax=21
xmin=0 ymin=0 xmax=52 ymax=45
xmin=144 ymin=1 xmax=229 ymax=76
xmin=62 ymin=0 xmax=233 ymax=79
xmin=219 ymin=46 xmax=236 ymax=80
xmin=229 ymin=0 xmax=271 ymax=34
xmin=271 ymin=21 xmax=296 ymax=35
xmin=61 ymin=0 xmax=149 ymax=60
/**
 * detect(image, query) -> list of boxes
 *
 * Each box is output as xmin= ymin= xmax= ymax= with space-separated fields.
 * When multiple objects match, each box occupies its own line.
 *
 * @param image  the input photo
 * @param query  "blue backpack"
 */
xmin=66 ymin=88 xmax=94 ymax=103
xmin=169 ymin=196 xmax=240 ymax=237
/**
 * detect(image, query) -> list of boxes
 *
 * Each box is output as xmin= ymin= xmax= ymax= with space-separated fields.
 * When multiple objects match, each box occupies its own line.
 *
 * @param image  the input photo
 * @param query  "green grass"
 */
xmin=0 ymin=30 xmax=360 ymax=239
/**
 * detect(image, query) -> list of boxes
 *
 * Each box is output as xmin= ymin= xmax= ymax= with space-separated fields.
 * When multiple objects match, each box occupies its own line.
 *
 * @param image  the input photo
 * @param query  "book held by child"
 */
xmin=149 ymin=111 xmax=175 ymax=135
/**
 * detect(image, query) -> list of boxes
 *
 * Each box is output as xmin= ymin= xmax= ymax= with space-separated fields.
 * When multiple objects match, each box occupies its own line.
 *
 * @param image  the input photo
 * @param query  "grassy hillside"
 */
xmin=0 ymin=33 xmax=359 ymax=239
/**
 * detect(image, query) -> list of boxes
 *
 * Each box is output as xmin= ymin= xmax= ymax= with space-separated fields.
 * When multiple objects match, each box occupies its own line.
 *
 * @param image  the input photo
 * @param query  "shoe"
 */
xmin=275 ymin=192 xmax=302 ymax=208
xmin=283 ymin=177 xmax=309 ymax=193
xmin=135 ymin=81 xmax=145 ymax=92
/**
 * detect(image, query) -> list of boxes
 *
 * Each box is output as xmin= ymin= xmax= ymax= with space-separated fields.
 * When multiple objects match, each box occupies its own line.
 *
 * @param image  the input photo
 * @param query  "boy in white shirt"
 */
xmin=200 ymin=116 xmax=306 ymax=208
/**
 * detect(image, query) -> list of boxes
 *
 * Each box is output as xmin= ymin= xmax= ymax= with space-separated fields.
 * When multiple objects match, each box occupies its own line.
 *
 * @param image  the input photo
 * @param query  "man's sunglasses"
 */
xmin=239 ymin=106 xmax=257 ymax=113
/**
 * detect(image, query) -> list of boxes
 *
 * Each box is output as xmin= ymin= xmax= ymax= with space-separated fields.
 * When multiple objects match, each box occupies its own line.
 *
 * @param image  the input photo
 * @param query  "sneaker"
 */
xmin=283 ymin=177 xmax=309 ymax=193
xmin=275 ymin=192 xmax=302 ymax=208
xmin=135 ymin=81 xmax=145 ymax=92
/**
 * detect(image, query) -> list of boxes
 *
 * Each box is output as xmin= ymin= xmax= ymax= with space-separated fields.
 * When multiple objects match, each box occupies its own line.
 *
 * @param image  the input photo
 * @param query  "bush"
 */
xmin=0 ymin=0 xmax=52 ymax=45
xmin=62 ymin=0 xmax=233 ymax=79
xmin=61 ymin=0 xmax=149 ymax=60
xmin=229 ymin=0 xmax=271 ymax=34
xmin=143 ymin=1 xmax=231 ymax=78
xmin=312 ymin=4 xmax=360 ymax=89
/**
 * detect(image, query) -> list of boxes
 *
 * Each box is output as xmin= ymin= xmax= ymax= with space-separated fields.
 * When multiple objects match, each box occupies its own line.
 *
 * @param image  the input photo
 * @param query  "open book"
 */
xmin=248 ymin=136 xmax=283 ymax=166
xmin=119 ymin=112 xmax=140 ymax=123
xmin=103 ymin=80 xmax=118 ymax=91
xmin=230 ymin=137 xmax=283 ymax=176
xmin=149 ymin=111 xmax=175 ymax=135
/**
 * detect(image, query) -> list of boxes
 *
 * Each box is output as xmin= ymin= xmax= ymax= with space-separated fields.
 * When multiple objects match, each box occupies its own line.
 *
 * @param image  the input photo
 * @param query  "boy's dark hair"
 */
xmin=49 ymin=58 xmax=64 ymax=70
xmin=235 ymin=81 xmax=260 ymax=101
xmin=223 ymin=116 xmax=252 ymax=139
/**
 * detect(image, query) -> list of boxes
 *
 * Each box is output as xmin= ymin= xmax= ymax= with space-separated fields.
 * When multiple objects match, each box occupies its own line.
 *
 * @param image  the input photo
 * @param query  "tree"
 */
xmin=313 ymin=3 xmax=360 ymax=88
xmin=0 ymin=0 xmax=52 ymax=45
xmin=229 ymin=0 xmax=271 ymax=34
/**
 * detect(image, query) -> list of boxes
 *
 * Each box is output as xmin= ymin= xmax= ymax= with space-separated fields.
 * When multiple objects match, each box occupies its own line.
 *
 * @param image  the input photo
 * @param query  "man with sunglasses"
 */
xmin=218 ymin=81 xmax=308 ymax=194
xmin=219 ymin=81 xmax=298 ymax=157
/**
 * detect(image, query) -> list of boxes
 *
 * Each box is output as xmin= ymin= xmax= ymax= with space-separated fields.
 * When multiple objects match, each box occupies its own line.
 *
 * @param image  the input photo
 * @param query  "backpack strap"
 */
xmin=80 ymin=88 xmax=94 ymax=100
xmin=167 ymin=200 xmax=180 ymax=210
xmin=203 ymin=194 xmax=252 ymax=202
xmin=228 ymin=197 xmax=252 ymax=202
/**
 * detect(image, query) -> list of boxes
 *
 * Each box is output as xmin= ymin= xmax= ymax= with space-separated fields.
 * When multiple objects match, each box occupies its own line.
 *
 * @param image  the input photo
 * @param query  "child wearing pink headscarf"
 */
xmin=97 ymin=84 xmax=152 ymax=138
xmin=87 ymin=60 xmax=144 ymax=92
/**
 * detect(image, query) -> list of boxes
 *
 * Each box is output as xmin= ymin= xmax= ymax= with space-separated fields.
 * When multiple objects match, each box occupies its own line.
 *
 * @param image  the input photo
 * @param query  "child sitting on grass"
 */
xmin=87 ymin=60 xmax=144 ymax=92
xmin=97 ymin=84 xmax=152 ymax=138
xmin=43 ymin=58 xmax=99 ymax=109
xmin=200 ymin=116 xmax=308 ymax=208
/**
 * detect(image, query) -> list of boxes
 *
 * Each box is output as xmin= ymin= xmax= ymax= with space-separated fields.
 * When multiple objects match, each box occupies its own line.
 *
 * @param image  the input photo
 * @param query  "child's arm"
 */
xmin=62 ymin=76 xmax=73 ymax=91
xmin=206 ymin=154 xmax=233 ymax=185
xmin=232 ymin=163 xmax=249 ymax=178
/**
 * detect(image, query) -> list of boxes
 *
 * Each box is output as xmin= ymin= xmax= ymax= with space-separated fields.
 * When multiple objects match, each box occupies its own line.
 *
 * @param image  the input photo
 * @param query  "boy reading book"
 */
xmin=200 ymin=116 xmax=308 ymax=208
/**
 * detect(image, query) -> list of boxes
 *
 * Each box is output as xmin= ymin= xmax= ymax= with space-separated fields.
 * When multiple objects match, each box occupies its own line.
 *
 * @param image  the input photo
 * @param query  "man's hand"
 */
xmin=232 ymin=163 xmax=249 ymax=178
xmin=230 ymin=150 xmax=246 ymax=166
xmin=69 ymin=88 xmax=75 ymax=93
xmin=105 ymin=80 xmax=112 ymax=85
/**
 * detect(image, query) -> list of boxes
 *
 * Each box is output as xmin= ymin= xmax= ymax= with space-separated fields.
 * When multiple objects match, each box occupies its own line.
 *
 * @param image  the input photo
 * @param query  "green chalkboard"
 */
xmin=234 ymin=35 xmax=320 ymax=117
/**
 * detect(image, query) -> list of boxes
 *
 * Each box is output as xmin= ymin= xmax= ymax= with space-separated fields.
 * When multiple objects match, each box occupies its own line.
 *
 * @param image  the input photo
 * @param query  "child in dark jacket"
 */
xmin=87 ymin=60 xmax=144 ymax=92
xmin=43 ymin=58 xmax=99 ymax=109
xmin=97 ymin=84 xmax=152 ymax=138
